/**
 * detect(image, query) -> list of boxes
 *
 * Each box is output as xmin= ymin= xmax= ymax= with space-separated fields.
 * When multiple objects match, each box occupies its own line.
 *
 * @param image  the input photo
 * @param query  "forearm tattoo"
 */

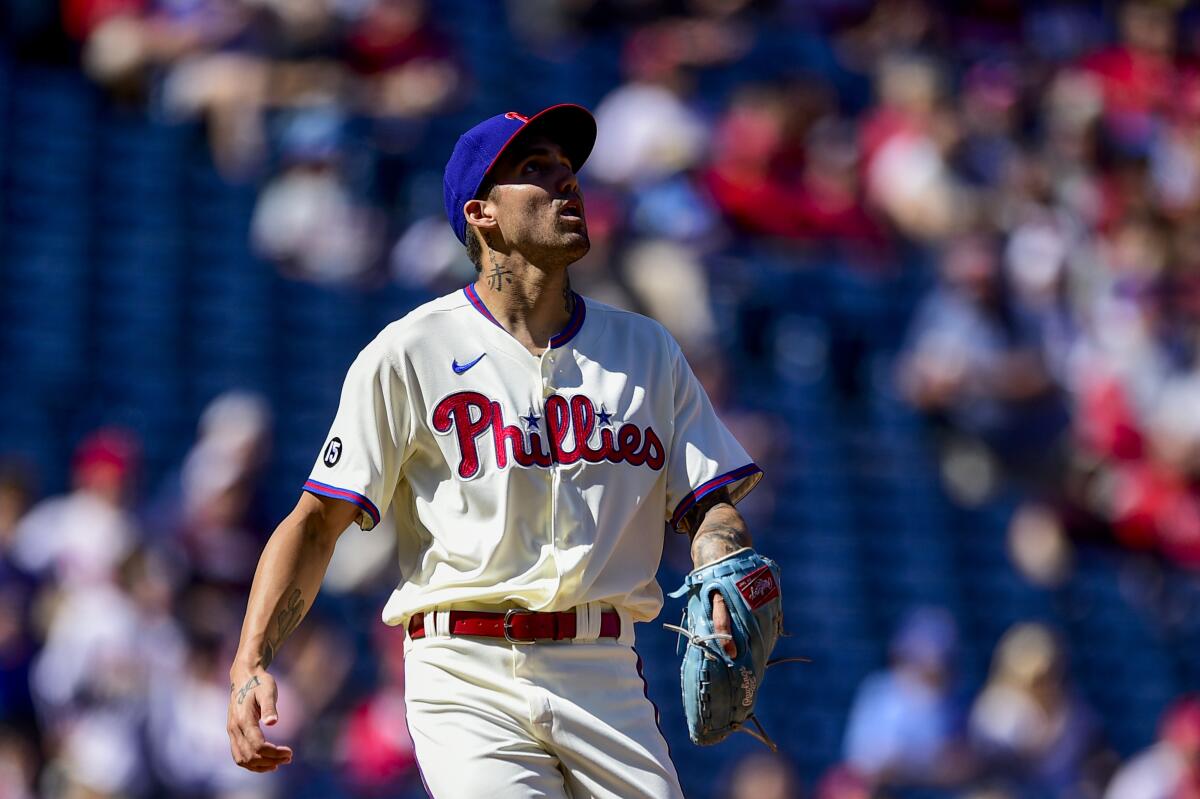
xmin=680 ymin=487 xmax=732 ymax=537
xmin=685 ymin=488 xmax=752 ymax=567
xmin=691 ymin=520 xmax=750 ymax=566
xmin=235 ymin=675 xmax=261 ymax=705
xmin=261 ymin=589 xmax=306 ymax=669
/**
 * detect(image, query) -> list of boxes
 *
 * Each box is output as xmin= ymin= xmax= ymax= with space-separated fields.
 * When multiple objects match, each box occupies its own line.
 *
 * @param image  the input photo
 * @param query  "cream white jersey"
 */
xmin=304 ymin=285 xmax=761 ymax=627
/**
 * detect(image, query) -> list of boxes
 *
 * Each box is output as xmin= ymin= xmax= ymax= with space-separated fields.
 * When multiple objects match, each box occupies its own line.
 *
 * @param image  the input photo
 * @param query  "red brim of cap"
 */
xmin=482 ymin=103 xmax=597 ymax=181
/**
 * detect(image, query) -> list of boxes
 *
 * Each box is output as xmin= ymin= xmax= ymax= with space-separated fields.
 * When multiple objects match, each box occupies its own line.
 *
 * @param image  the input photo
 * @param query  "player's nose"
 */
xmin=556 ymin=163 xmax=579 ymax=196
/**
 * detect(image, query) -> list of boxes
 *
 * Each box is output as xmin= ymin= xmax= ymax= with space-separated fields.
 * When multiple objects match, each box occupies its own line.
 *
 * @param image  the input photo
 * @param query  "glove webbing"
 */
xmin=662 ymin=622 xmax=809 ymax=752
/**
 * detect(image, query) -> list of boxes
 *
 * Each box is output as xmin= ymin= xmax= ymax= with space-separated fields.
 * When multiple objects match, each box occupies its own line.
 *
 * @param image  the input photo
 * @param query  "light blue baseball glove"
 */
xmin=666 ymin=548 xmax=798 ymax=751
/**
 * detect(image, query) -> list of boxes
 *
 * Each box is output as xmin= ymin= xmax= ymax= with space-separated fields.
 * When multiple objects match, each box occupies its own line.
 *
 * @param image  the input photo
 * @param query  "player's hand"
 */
xmin=227 ymin=670 xmax=293 ymax=772
xmin=711 ymin=593 xmax=738 ymax=658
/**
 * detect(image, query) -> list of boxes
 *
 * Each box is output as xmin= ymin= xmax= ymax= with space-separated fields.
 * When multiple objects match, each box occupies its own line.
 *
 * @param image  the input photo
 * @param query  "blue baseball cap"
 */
xmin=443 ymin=104 xmax=597 ymax=244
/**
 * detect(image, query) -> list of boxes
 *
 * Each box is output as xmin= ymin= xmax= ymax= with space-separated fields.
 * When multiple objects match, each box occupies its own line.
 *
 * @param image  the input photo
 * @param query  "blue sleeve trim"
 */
xmin=669 ymin=462 xmax=763 ymax=530
xmin=303 ymin=479 xmax=381 ymax=528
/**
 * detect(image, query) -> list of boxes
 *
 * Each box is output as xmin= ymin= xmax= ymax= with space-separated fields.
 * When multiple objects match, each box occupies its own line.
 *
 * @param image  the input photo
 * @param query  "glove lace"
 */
xmin=661 ymin=623 xmax=732 ymax=661
xmin=738 ymin=714 xmax=779 ymax=752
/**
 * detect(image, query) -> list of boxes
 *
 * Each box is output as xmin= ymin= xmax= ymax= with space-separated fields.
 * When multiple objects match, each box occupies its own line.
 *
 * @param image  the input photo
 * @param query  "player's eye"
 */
xmin=519 ymin=154 xmax=571 ymax=177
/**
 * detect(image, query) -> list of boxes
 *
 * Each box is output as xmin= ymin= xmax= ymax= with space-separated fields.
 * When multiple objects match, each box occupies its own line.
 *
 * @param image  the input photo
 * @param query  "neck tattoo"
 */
xmin=486 ymin=254 xmax=512 ymax=292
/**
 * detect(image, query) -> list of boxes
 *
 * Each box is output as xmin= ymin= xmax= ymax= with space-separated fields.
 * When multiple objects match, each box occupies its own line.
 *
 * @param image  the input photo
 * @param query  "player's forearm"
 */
xmin=231 ymin=505 xmax=339 ymax=674
xmin=689 ymin=502 xmax=752 ymax=568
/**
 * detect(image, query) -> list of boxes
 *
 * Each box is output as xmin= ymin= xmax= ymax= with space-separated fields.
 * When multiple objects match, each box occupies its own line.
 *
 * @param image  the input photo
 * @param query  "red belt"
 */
xmin=407 ymin=609 xmax=621 ymax=643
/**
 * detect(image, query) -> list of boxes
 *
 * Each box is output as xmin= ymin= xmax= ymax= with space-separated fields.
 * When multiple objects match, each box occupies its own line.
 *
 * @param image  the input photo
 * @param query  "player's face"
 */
xmin=486 ymin=136 xmax=589 ymax=266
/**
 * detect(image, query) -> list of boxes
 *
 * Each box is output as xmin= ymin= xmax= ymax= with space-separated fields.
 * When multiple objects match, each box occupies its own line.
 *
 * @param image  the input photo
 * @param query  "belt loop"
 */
xmin=574 ymin=602 xmax=602 ymax=643
xmin=427 ymin=609 xmax=452 ymax=638
xmin=616 ymin=606 xmax=635 ymax=646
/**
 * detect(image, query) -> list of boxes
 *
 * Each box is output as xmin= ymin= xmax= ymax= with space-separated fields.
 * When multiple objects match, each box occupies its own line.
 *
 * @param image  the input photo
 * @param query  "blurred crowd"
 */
xmin=826 ymin=609 xmax=1200 ymax=799
xmin=5 ymin=0 xmax=1200 ymax=797
xmin=0 ymin=394 xmax=421 ymax=799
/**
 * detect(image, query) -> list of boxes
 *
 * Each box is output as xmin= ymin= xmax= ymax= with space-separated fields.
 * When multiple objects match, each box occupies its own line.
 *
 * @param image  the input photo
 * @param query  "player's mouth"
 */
xmin=558 ymin=199 xmax=584 ymax=220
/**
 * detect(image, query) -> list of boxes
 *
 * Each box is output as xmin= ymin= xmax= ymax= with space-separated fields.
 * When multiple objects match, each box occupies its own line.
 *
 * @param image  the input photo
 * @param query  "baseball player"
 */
xmin=227 ymin=104 xmax=765 ymax=798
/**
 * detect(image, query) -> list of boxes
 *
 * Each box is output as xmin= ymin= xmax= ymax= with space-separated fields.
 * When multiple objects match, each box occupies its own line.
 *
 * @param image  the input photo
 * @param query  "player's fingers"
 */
xmin=243 ymin=758 xmax=286 ymax=773
xmin=228 ymin=736 xmax=246 ymax=768
xmin=252 ymin=740 xmax=293 ymax=761
xmin=244 ymin=747 xmax=293 ymax=771
xmin=234 ymin=687 xmax=290 ymax=759
xmin=229 ymin=720 xmax=257 ymax=765
xmin=244 ymin=717 xmax=292 ymax=758
xmin=711 ymin=592 xmax=738 ymax=658
xmin=229 ymin=728 xmax=264 ymax=770
xmin=247 ymin=750 xmax=292 ymax=769
xmin=238 ymin=719 xmax=269 ymax=754
xmin=228 ymin=711 xmax=254 ymax=765
xmin=258 ymin=681 xmax=280 ymax=727
xmin=229 ymin=725 xmax=291 ymax=771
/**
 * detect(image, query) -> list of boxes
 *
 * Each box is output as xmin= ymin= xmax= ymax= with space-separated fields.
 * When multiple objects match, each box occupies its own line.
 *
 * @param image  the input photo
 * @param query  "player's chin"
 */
xmin=559 ymin=232 xmax=590 ymax=260
xmin=554 ymin=224 xmax=590 ymax=254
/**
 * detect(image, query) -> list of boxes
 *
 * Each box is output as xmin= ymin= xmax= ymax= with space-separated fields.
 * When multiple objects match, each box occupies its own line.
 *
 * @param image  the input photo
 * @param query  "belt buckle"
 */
xmin=503 ymin=609 xmax=537 ymax=645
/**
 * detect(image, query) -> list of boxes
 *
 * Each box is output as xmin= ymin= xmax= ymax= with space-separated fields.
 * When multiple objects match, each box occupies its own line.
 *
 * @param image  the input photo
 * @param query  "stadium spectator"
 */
xmin=343 ymin=0 xmax=462 ymax=119
xmin=142 ymin=390 xmax=274 ymax=588
xmin=842 ymin=607 xmax=972 ymax=789
xmin=251 ymin=109 xmax=384 ymax=283
xmin=968 ymin=623 xmax=1110 ymax=798
xmin=9 ymin=429 xmax=141 ymax=589
xmin=724 ymin=751 xmax=802 ymax=799
xmin=587 ymin=36 xmax=708 ymax=189
xmin=1078 ymin=1 xmax=1177 ymax=154
xmin=29 ymin=547 xmax=185 ymax=798
xmin=898 ymin=233 xmax=1070 ymax=502
xmin=859 ymin=52 xmax=965 ymax=241
xmin=701 ymin=84 xmax=813 ymax=240
xmin=1105 ymin=695 xmax=1200 ymax=799
xmin=76 ymin=0 xmax=252 ymax=98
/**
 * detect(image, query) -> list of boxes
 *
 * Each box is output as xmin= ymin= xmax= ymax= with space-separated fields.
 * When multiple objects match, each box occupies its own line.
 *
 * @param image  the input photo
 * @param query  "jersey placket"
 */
xmin=462 ymin=284 xmax=588 ymax=606
xmin=539 ymin=346 xmax=565 ymax=598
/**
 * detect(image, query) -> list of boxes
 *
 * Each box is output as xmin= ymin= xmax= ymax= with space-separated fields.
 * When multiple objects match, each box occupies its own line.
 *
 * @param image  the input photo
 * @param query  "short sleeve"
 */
xmin=303 ymin=340 xmax=409 ymax=531
xmin=664 ymin=337 xmax=763 ymax=531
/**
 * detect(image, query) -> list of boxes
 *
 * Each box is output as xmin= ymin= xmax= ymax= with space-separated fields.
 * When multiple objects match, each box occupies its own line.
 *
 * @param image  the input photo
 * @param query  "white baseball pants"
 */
xmin=402 ymin=609 xmax=684 ymax=799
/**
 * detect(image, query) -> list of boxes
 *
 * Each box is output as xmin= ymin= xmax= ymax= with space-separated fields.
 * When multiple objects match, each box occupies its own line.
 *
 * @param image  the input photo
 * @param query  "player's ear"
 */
xmin=463 ymin=197 xmax=498 ymax=234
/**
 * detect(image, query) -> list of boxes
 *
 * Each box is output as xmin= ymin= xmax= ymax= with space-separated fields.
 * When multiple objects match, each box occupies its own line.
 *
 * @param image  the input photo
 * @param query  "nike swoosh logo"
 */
xmin=452 ymin=353 xmax=486 ymax=374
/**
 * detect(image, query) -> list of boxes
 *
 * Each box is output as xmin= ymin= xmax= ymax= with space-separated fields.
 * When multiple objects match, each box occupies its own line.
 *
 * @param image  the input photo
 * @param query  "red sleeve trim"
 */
xmin=303 ymin=479 xmax=381 ymax=528
xmin=669 ymin=463 xmax=763 ymax=529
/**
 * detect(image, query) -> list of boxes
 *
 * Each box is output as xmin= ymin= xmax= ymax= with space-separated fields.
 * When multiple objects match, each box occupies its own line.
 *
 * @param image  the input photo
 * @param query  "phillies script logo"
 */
xmin=432 ymin=391 xmax=665 ymax=479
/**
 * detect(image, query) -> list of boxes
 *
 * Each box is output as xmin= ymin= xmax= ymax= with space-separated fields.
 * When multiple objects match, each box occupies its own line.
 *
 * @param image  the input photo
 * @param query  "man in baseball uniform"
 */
xmin=227 ymin=104 xmax=764 ymax=798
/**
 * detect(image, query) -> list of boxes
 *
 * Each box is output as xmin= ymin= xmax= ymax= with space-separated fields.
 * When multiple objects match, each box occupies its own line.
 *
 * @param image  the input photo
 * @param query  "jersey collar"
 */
xmin=463 ymin=283 xmax=587 ymax=349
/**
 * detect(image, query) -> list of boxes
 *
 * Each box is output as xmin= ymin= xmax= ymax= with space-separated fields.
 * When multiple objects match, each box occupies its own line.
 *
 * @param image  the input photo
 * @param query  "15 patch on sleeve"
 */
xmin=323 ymin=437 xmax=343 ymax=467
xmin=736 ymin=566 xmax=780 ymax=610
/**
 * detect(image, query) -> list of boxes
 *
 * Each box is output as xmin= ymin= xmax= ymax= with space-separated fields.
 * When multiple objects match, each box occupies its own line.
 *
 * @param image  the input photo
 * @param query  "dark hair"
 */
xmin=464 ymin=177 xmax=495 ymax=273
